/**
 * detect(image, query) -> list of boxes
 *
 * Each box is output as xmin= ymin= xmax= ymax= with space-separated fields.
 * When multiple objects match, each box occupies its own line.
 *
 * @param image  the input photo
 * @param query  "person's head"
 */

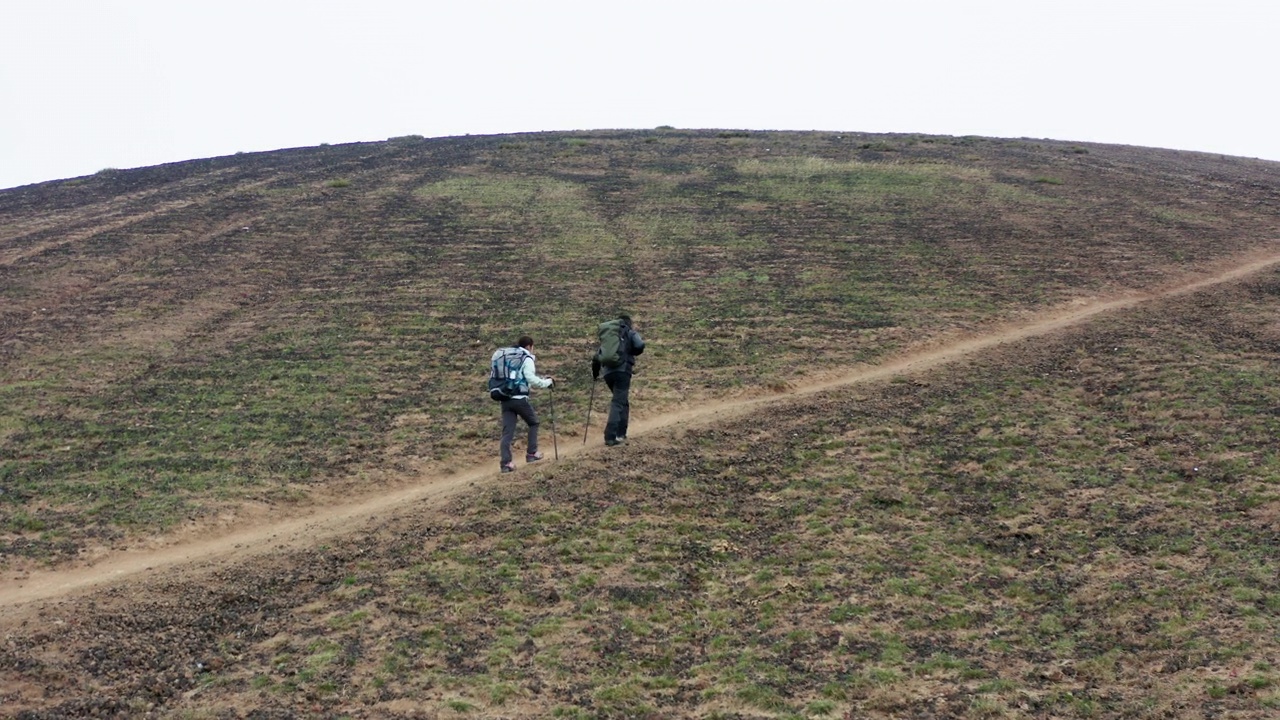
xmin=618 ymin=314 xmax=632 ymax=326
xmin=516 ymin=335 xmax=534 ymax=349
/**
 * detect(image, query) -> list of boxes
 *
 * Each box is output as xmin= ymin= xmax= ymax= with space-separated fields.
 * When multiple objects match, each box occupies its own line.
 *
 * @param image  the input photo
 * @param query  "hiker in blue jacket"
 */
xmin=591 ymin=315 xmax=645 ymax=446
xmin=491 ymin=336 xmax=554 ymax=473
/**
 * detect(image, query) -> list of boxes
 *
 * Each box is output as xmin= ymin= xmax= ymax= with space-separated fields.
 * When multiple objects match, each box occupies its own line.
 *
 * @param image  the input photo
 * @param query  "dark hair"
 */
xmin=517 ymin=335 xmax=534 ymax=348
xmin=618 ymin=314 xmax=631 ymax=323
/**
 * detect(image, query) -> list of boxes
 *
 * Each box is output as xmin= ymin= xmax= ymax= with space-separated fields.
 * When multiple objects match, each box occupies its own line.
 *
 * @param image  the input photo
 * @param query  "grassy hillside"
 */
xmin=3 ymin=129 xmax=1278 ymax=563
xmin=1 ymin=129 xmax=1279 ymax=717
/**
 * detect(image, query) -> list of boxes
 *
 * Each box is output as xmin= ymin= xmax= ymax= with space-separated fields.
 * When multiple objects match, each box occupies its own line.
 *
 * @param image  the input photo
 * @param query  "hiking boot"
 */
xmin=617 ymin=435 xmax=628 ymax=443
xmin=605 ymin=438 xmax=621 ymax=447
xmin=526 ymin=451 xmax=544 ymax=463
xmin=500 ymin=462 xmax=516 ymax=473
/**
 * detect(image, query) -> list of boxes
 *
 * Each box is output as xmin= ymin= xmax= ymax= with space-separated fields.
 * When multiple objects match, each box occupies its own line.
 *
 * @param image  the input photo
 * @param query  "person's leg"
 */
xmin=615 ymin=371 xmax=632 ymax=439
xmin=512 ymin=398 xmax=540 ymax=458
xmin=604 ymin=372 xmax=630 ymax=444
xmin=603 ymin=374 xmax=618 ymax=442
xmin=500 ymin=402 xmax=518 ymax=468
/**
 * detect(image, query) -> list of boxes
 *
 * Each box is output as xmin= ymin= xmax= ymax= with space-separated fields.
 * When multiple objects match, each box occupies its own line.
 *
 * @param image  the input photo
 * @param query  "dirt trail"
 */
xmin=4 ymin=248 xmax=1278 ymax=612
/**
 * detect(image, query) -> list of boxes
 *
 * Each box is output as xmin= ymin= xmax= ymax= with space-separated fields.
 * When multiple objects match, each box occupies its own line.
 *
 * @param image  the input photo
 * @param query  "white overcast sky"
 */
xmin=2 ymin=0 xmax=1277 ymax=190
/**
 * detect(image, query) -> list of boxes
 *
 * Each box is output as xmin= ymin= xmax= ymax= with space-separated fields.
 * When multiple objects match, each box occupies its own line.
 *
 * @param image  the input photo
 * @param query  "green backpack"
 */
xmin=596 ymin=319 xmax=626 ymax=368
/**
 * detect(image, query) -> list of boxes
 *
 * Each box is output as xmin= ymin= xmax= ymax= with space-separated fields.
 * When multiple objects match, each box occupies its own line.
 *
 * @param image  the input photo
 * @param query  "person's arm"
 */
xmin=522 ymin=355 xmax=553 ymax=388
xmin=629 ymin=329 xmax=645 ymax=356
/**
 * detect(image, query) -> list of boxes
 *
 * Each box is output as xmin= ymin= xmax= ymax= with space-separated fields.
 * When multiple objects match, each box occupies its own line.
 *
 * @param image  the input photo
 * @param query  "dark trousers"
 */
xmin=604 ymin=371 xmax=631 ymax=442
xmin=500 ymin=398 xmax=539 ymax=465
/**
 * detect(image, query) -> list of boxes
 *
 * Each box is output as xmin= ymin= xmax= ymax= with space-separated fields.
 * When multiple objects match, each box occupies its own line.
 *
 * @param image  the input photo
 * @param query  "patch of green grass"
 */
xmin=445 ymin=698 xmax=476 ymax=712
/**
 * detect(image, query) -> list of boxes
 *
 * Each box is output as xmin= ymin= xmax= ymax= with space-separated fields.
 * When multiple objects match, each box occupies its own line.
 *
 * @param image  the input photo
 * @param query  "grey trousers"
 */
xmin=500 ymin=397 xmax=539 ymax=465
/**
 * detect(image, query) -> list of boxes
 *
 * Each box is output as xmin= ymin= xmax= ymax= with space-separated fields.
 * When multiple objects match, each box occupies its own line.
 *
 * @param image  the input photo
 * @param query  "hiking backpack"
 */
xmin=488 ymin=347 xmax=528 ymax=401
xmin=596 ymin=319 xmax=627 ymax=369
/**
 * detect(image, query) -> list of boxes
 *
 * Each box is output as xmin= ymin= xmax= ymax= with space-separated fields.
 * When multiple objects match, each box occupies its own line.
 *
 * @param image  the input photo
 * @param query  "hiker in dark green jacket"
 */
xmin=591 ymin=314 xmax=645 ymax=446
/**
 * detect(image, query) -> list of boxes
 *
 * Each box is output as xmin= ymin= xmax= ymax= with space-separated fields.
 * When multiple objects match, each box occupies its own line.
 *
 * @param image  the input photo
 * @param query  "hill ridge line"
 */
xmin=3 ymin=246 xmax=1278 ymax=612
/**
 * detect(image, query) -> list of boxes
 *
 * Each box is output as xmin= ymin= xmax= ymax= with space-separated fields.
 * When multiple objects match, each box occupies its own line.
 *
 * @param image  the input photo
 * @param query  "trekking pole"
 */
xmin=549 ymin=384 xmax=559 ymax=460
xmin=583 ymin=376 xmax=597 ymax=444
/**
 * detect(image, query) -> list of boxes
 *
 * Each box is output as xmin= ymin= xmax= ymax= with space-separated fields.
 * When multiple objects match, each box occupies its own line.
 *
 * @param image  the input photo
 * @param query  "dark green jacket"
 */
xmin=593 ymin=321 xmax=645 ymax=376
